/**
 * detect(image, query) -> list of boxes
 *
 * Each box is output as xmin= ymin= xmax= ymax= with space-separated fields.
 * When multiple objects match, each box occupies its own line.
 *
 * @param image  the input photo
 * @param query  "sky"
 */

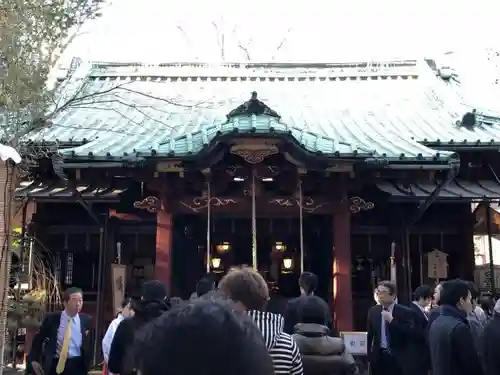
xmin=64 ymin=0 xmax=500 ymax=63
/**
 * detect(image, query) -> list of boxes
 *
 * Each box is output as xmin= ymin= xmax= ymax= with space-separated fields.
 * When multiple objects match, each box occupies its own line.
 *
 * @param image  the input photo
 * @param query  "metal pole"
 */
xmin=206 ymin=179 xmax=211 ymax=274
xmin=251 ymin=168 xmax=257 ymax=270
xmin=93 ymin=212 xmax=107 ymax=365
xmin=298 ymin=177 xmax=304 ymax=273
xmin=486 ymin=202 xmax=496 ymax=297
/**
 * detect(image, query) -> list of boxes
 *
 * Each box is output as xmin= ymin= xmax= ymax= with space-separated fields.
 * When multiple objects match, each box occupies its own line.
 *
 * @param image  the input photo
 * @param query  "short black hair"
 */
xmin=413 ymin=285 xmax=433 ymax=301
xmin=63 ymin=287 xmax=83 ymax=302
xmin=295 ymin=295 xmax=331 ymax=325
xmin=132 ymin=299 xmax=275 ymax=375
xmin=299 ymin=272 xmax=318 ymax=295
xmin=377 ymin=280 xmax=397 ymax=296
xmin=196 ymin=276 xmax=215 ymax=297
xmin=439 ymin=280 xmax=470 ymax=306
xmin=465 ymin=281 xmax=480 ymax=300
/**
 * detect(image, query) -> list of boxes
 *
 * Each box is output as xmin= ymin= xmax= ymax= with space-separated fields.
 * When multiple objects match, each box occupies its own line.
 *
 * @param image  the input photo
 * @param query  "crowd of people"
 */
xmin=24 ymin=267 xmax=500 ymax=375
xmin=368 ymin=279 xmax=500 ymax=375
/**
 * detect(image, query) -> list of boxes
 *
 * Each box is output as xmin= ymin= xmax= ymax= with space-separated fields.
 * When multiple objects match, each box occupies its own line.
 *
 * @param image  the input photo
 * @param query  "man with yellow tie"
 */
xmin=27 ymin=287 xmax=92 ymax=375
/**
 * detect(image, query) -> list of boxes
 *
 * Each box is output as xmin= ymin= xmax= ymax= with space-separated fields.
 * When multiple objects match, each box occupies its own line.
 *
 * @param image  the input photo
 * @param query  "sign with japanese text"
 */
xmin=427 ymin=249 xmax=448 ymax=280
xmin=340 ymin=331 xmax=368 ymax=355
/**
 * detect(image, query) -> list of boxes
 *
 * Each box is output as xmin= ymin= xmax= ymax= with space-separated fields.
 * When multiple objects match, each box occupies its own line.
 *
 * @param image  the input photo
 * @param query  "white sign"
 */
xmin=111 ymin=264 xmax=127 ymax=314
xmin=340 ymin=331 xmax=368 ymax=355
xmin=427 ymin=249 xmax=448 ymax=279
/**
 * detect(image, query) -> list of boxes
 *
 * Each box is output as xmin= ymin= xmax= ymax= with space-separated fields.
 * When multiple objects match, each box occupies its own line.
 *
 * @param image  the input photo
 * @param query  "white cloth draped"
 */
xmin=102 ymin=315 xmax=124 ymax=362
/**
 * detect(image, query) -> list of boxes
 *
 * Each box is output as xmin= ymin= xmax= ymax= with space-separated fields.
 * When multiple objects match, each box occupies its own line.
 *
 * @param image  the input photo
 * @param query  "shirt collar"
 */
xmin=62 ymin=310 xmax=79 ymax=322
xmin=383 ymin=302 xmax=395 ymax=312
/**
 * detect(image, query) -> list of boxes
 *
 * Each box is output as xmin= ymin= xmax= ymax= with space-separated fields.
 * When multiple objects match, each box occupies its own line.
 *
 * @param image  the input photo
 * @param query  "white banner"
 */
xmin=111 ymin=264 xmax=127 ymax=314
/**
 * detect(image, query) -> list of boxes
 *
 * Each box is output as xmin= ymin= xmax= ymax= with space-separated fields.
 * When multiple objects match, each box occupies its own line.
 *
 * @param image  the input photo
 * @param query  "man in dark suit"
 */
xmin=367 ymin=280 xmax=415 ymax=375
xmin=408 ymin=285 xmax=433 ymax=375
xmin=429 ymin=279 xmax=483 ymax=375
xmin=27 ymin=287 xmax=92 ymax=375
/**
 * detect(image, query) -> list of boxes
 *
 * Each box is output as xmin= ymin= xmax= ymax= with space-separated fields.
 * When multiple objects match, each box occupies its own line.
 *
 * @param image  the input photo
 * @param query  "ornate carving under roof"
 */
xmin=226 ymin=91 xmax=281 ymax=120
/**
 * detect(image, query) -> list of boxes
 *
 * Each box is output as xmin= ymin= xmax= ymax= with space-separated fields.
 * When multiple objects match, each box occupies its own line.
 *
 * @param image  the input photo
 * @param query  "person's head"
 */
xmin=142 ymin=280 xmax=168 ymax=303
xmin=63 ymin=287 xmax=83 ymax=317
xmin=120 ymin=298 xmax=135 ymax=318
xmin=433 ymin=283 xmax=443 ymax=305
xmin=196 ymin=276 xmax=215 ymax=297
xmin=295 ymin=295 xmax=331 ymax=326
xmin=132 ymin=299 xmax=275 ymax=375
xmin=373 ymin=288 xmax=380 ymax=304
xmin=299 ymin=272 xmax=318 ymax=296
xmin=375 ymin=281 xmax=397 ymax=307
xmin=218 ymin=266 xmax=269 ymax=311
xmin=439 ymin=280 xmax=472 ymax=313
xmin=413 ymin=285 xmax=433 ymax=308
xmin=465 ymin=281 xmax=480 ymax=308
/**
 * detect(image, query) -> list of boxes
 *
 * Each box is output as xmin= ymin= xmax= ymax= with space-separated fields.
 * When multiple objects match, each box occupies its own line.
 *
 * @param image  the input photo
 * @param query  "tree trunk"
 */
xmin=0 ymin=162 xmax=15 ymax=374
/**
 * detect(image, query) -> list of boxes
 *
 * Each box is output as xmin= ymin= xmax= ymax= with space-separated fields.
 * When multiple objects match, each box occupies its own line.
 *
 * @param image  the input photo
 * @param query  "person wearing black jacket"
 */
xmin=428 ymin=280 xmax=484 ymax=375
xmin=284 ymin=272 xmax=333 ymax=335
xmin=408 ymin=285 xmax=433 ymax=375
xmin=483 ymin=299 xmax=500 ymax=375
xmin=108 ymin=280 xmax=170 ymax=375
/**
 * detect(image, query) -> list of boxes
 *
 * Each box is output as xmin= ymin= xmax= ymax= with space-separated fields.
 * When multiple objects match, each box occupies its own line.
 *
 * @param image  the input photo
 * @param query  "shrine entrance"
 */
xmin=172 ymin=215 xmax=333 ymax=302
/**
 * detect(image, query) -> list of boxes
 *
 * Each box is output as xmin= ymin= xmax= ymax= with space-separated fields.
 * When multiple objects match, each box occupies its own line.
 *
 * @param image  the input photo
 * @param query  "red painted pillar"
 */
xmin=333 ymin=197 xmax=353 ymax=332
xmin=156 ymin=198 xmax=173 ymax=289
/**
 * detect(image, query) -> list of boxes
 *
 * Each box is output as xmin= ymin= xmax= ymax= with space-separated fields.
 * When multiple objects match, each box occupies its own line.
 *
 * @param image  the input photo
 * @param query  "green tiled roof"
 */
xmin=24 ymin=60 xmax=475 ymax=164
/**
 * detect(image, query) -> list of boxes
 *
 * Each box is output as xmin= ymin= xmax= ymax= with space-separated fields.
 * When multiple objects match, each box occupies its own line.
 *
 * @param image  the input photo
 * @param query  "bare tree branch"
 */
xmin=272 ymin=28 xmax=291 ymax=60
xmin=212 ymin=21 xmax=225 ymax=60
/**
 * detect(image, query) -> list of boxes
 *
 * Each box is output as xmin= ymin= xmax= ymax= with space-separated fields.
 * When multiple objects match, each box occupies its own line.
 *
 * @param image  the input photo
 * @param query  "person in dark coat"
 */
xmin=26 ymin=287 xmax=92 ymax=375
xmin=428 ymin=279 xmax=484 ymax=375
xmin=292 ymin=295 xmax=358 ymax=375
xmin=284 ymin=272 xmax=333 ymax=334
xmin=108 ymin=280 xmax=170 ymax=375
xmin=483 ymin=299 xmax=500 ymax=375
xmin=408 ymin=285 xmax=433 ymax=375
xmin=367 ymin=281 xmax=415 ymax=375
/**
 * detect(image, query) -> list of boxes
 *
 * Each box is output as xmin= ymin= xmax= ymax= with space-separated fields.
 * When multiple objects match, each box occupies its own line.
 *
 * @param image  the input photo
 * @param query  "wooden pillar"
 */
xmin=333 ymin=197 xmax=353 ymax=331
xmin=156 ymin=198 xmax=173 ymax=289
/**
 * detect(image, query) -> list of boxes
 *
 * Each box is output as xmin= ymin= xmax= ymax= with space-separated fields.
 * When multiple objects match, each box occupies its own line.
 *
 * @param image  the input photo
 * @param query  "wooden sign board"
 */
xmin=474 ymin=264 xmax=500 ymax=291
xmin=427 ymin=249 xmax=448 ymax=280
xmin=340 ymin=331 xmax=368 ymax=355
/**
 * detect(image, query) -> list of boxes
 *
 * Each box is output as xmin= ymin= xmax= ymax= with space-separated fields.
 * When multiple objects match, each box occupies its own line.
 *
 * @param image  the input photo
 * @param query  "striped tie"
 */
xmin=383 ymin=308 xmax=392 ymax=355
xmin=56 ymin=318 xmax=73 ymax=374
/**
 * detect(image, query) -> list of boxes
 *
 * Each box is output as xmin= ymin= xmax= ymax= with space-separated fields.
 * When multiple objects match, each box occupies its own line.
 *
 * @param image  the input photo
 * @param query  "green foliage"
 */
xmin=0 ymin=0 xmax=104 ymax=143
xmin=7 ymin=291 xmax=46 ymax=330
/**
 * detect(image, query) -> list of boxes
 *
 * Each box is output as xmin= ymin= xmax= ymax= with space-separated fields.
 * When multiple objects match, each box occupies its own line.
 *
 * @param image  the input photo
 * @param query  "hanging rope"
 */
xmin=251 ymin=168 xmax=257 ymax=270
xmin=206 ymin=179 xmax=211 ymax=274
xmin=299 ymin=177 xmax=304 ymax=273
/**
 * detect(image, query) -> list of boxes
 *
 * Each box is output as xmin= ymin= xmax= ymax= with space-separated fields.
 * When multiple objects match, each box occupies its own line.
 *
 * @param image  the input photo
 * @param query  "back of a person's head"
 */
xmin=132 ymin=299 xmax=275 ymax=375
xmin=465 ymin=280 xmax=480 ymax=302
xmin=295 ymin=295 xmax=330 ymax=326
xmin=218 ymin=266 xmax=269 ymax=311
xmin=142 ymin=280 xmax=168 ymax=303
xmin=413 ymin=285 xmax=433 ymax=301
xmin=299 ymin=272 xmax=318 ymax=295
xmin=196 ymin=276 xmax=214 ymax=297
xmin=439 ymin=279 xmax=470 ymax=307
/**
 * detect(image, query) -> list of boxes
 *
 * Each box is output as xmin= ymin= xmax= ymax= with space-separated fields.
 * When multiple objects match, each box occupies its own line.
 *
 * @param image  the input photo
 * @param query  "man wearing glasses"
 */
xmin=367 ymin=281 xmax=416 ymax=375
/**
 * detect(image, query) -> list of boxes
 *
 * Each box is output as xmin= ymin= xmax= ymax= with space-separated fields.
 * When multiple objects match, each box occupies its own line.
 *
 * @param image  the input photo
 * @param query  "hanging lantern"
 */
xmin=281 ymin=257 xmax=294 ymax=274
xmin=211 ymin=257 xmax=223 ymax=273
xmin=273 ymin=241 xmax=287 ymax=252
xmin=216 ymin=242 xmax=231 ymax=254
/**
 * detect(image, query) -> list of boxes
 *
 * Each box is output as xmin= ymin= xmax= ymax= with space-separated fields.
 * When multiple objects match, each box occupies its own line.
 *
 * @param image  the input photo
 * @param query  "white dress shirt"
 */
xmin=102 ymin=314 xmax=124 ymax=362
